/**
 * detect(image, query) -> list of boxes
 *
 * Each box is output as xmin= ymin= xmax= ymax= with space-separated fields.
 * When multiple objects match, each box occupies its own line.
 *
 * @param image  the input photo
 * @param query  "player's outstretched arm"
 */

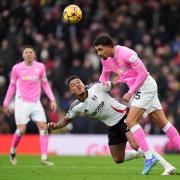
xmin=99 ymin=69 xmax=110 ymax=82
xmin=46 ymin=116 xmax=72 ymax=130
xmin=50 ymin=100 xmax=57 ymax=112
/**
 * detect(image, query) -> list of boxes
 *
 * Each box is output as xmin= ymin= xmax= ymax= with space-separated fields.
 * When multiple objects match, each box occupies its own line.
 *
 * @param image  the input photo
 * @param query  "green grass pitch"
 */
xmin=0 ymin=154 xmax=179 ymax=180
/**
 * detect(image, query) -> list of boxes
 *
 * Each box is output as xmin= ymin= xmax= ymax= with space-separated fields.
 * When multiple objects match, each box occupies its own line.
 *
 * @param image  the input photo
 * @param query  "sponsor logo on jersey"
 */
xmin=92 ymin=101 xmax=104 ymax=116
xmin=22 ymin=75 xmax=38 ymax=80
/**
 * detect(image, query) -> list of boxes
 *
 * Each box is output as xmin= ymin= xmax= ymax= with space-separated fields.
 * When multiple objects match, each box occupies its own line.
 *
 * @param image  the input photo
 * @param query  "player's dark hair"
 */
xmin=93 ymin=35 xmax=114 ymax=47
xmin=67 ymin=75 xmax=81 ymax=89
xmin=22 ymin=45 xmax=35 ymax=52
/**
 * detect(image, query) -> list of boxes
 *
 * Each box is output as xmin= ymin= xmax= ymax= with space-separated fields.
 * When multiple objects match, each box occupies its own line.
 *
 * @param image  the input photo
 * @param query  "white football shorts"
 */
xmin=15 ymin=96 xmax=47 ymax=125
xmin=129 ymin=75 xmax=162 ymax=116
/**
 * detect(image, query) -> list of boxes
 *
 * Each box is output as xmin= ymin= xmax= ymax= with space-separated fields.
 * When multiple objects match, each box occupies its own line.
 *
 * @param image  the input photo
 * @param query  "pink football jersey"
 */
xmin=3 ymin=61 xmax=55 ymax=106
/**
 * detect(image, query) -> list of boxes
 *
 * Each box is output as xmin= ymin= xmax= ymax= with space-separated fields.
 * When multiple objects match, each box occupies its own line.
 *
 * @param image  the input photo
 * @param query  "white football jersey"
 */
xmin=67 ymin=81 xmax=127 ymax=126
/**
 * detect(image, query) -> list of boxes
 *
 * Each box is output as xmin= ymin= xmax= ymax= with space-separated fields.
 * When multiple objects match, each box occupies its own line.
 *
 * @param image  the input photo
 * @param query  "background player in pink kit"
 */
xmin=93 ymin=35 xmax=180 ymax=175
xmin=3 ymin=46 xmax=57 ymax=166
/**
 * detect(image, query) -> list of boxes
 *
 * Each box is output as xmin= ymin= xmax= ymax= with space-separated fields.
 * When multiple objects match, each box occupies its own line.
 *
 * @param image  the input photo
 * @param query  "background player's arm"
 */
xmin=40 ymin=64 xmax=57 ymax=112
xmin=46 ymin=116 xmax=72 ymax=130
xmin=3 ymin=67 xmax=18 ymax=116
xmin=3 ymin=66 xmax=18 ymax=107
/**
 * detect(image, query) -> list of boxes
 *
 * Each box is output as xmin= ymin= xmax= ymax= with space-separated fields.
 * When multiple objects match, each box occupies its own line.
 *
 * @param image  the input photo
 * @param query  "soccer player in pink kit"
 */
xmin=3 ymin=46 xmax=57 ymax=166
xmin=93 ymin=35 xmax=180 ymax=175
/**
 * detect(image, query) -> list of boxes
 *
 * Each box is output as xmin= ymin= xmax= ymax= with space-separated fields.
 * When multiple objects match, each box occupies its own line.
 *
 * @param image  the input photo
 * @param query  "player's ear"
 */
xmin=33 ymin=50 xmax=36 ymax=59
xmin=69 ymin=89 xmax=74 ymax=94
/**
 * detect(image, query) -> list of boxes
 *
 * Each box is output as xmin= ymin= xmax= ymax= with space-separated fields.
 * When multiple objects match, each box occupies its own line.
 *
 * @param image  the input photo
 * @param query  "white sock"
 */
xmin=124 ymin=150 xmax=143 ymax=161
xmin=151 ymin=149 xmax=174 ymax=169
xmin=41 ymin=154 xmax=47 ymax=161
xmin=10 ymin=147 xmax=16 ymax=154
xmin=144 ymin=150 xmax=153 ymax=159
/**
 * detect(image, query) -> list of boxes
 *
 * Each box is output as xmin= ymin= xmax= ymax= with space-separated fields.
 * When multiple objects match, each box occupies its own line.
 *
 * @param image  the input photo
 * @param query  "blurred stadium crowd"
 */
xmin=0 ymin=0 xmax=179 ymax=135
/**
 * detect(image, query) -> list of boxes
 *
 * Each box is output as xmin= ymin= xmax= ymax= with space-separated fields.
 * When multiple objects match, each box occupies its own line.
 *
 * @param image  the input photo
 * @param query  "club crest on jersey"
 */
xmin=34 ymin=68 xmax=40 ymax=75
xmin=92 ymin=95 xmax=97 ymax=101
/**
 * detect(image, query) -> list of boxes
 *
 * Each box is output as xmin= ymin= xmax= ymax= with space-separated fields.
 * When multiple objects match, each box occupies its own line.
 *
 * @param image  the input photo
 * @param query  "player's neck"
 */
xmin=24 ymin=60 xmax=34 ymax=66
xmin=112 ymin=47 xmax=115 ymax=57
xmin=104 ymin=47 xmax=115 ymax=59
xmin=77 ymin=90 xmax=88 ymax=102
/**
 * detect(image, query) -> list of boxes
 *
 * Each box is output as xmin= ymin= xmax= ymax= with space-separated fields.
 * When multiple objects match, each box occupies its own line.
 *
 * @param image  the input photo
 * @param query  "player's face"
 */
xmin=69 ymin=78 xmax=86 ymax=96
xmin=94 ymin=45 xmax=114 ymax=59
xmin=22 ymin=48 xmax=35 ymax=63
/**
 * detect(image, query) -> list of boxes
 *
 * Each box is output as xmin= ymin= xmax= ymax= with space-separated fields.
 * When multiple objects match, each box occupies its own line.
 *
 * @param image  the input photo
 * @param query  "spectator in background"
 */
xmin=0 ymin=39 xmax=17 ymax=72
xmin=0 ymin=0 xmax=179 ymax=136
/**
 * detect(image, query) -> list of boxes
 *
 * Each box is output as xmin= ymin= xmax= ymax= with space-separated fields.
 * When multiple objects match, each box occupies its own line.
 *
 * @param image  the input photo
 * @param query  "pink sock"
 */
xmin=10 ymin=129 xmax=22 ymax=153
xmin=130 ymin=124 xmax=152 ymax=159
xmin=39 ymin=131 xmax=48 ymax=160
xmin=163 ymin=122 xmax=180 ymax=149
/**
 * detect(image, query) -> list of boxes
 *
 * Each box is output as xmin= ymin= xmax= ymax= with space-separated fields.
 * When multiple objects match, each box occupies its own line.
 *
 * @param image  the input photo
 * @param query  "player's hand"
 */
xmin=122 ymin=93 xmax=132 ymax=103
xmin=46 ymin=122 xmax=58 ymax=130
xmin=112 ymin=76 xmax=120 ymax=87
xmin=102 ymin=81 xmax=109 ymax=86
xmin=50 ymin=100 xmax=57 ymax=112
xmin=3 ymin=106 xmax=11 ymax=117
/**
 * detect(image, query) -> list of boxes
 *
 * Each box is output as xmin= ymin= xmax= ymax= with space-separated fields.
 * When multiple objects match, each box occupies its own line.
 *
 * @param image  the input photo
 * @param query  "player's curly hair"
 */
xmin=93 ymin=35 xmax=114 ymax=47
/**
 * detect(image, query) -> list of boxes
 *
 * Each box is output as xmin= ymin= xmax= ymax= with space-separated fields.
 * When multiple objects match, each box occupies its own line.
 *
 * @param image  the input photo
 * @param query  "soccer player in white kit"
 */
xmin=46 ymin=76 xmax=177 ymax=175
xmin=93 ymin=35 xmax=180 ymax=174
xmin=3 ymin=46 xmax=57 ymax=166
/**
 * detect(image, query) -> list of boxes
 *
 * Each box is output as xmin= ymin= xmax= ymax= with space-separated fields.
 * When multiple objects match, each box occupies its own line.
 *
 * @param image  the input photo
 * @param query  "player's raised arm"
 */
xmin=46 ymin=116 xmax=72 ymax=130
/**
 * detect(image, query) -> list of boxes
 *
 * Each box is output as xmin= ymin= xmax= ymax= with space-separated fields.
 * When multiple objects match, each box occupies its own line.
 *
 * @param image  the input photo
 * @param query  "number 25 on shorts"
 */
xmin=135 ymin=91 xmax=141 ymax=100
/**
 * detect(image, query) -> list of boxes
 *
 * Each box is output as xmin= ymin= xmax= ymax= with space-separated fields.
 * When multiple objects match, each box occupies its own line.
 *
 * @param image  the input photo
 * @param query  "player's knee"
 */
xmin=131 ymin=143 xmax=139 ymax=151
xmin=39 ymin=129 xmax=48 ymax=135
xmin=126 ymin=118 xmax=135 ymax=128
xmin=16 ymin=128 xmax=25 ymax=135
xmin=126 ymin=122 xmax=130 ymax=128
xmin=113 ymin=157 xmax=124 ymax=164
xmin=154 ymin=119 xmax=168 ymax=129
xmin=17 ymin=126 xmax=26 ymax=134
